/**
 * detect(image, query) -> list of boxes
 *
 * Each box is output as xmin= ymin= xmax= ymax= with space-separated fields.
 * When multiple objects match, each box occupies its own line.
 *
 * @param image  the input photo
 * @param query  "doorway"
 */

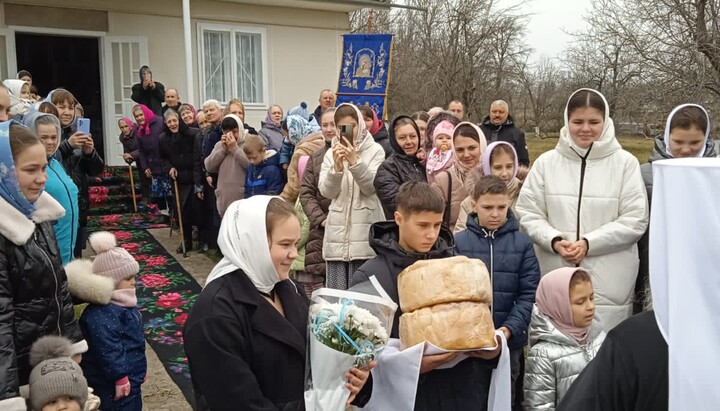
xmin=15 ymin=33 xmax=105 ymax=159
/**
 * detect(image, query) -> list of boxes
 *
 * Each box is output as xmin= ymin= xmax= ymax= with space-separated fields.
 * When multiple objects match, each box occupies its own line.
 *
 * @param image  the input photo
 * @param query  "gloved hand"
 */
xmin=114 ymin=377 xmax=131 ymax=400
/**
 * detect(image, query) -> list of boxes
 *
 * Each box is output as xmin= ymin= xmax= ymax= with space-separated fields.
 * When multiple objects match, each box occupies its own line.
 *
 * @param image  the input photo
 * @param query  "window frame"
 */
xmin=197 ymin=22 xmax=269 ymax=108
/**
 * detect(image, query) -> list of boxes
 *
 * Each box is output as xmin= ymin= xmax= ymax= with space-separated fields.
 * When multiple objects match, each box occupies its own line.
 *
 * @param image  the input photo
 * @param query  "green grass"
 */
xmin=526 ymin=134 xmax=655 ymax=164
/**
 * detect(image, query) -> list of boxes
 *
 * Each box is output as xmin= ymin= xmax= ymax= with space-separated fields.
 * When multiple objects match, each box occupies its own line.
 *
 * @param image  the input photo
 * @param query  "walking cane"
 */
xmin=128 ymin=162 xmax=138 ymax=214
xmin=173 ymin=178 xmax=187 ymax=257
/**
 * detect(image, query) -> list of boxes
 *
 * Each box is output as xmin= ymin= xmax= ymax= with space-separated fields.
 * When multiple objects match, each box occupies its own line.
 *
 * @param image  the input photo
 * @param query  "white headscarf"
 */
xmin=663 ymin=104 xmax=710 ymax=158
xmin=204 ymin=196 xmax=280 ymax=292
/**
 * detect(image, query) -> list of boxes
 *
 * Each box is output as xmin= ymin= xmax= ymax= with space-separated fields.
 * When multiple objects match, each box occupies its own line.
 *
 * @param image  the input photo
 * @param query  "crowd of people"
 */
xmin=0 ymin=62 xmax=705 ymax=410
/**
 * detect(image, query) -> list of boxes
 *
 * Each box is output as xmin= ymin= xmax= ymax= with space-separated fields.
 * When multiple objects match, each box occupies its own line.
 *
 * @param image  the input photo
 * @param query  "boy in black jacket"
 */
xmin=351 ymin=181 xmax=502 ymax=411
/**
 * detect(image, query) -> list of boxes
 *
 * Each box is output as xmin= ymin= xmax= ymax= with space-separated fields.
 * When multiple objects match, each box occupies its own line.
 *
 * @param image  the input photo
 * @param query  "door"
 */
xmin=101 ymin=36 xmax=148 ymax=166
xmin=15 ymin=33 xmax=104 ymax=158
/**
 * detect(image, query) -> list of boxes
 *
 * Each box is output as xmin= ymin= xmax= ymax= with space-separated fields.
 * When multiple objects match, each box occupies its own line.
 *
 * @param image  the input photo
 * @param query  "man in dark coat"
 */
xmin=311 ymin=89 xmax=336 ymax=123
xmin=131 ymin=66 xmax=165 ymax=116
xmin=161 ymin=88 xmax=182 ymax=116
xmin=373 ymin=116 xmax=426 ymax=219
xmin=557 ymin=310 xmax=668 ymax=411
xmin=479 ymin=100 xmax=530 ymax=166
xmin=351 ymin=182 xmax=500 ymax=411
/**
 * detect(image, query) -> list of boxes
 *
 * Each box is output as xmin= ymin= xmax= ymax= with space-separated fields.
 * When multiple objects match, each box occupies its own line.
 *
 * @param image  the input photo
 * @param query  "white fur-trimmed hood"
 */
xmin=65 ymin=258 xmax=115 ymax=305
xmin=0 ymin=191 xmax=65 ymax=246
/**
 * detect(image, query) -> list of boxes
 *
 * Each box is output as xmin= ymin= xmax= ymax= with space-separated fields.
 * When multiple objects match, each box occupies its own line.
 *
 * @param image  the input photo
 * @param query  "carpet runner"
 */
xmin=120 ymin=229 xmax=199 ymax=407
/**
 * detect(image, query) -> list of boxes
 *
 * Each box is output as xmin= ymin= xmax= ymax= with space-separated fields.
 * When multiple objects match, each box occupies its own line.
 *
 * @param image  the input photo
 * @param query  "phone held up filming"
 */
xmin=339 ymin=124 xmax=354 ymax=147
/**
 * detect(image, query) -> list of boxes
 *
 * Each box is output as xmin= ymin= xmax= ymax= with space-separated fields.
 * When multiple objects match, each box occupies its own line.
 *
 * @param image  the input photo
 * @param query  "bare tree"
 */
xmin=350 ymin=0 xmax=531 ymax=122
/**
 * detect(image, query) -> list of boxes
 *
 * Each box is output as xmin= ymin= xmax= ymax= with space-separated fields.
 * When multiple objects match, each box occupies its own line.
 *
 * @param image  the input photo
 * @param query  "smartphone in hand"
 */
xmin=77 ymin=118 xmax=91 ymax=135
xmin=339 ymin=124 xmax=354 ymax=146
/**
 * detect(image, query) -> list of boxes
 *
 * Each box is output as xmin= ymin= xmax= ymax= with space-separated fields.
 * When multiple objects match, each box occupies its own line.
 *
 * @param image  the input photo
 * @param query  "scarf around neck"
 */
xmin=0 ymin=121 xmax=38 ymax=219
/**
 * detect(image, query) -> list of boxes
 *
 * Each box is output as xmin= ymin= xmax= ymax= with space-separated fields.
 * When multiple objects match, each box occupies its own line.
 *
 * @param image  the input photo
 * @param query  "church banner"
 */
xmin=336 ymin=34 xmax=393 ymax=120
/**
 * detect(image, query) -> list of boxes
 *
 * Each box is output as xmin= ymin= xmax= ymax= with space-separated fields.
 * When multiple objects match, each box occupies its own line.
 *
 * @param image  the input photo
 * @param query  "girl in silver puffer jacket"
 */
xmin=523 ymin=267 xmax=607 ymax=410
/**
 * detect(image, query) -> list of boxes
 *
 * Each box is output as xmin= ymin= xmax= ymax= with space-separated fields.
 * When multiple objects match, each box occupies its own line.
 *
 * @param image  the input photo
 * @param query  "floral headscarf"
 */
xmin=0 ymin=121 xmax=38 ymax=218
xmin=132 ymin=104 xmax=156 ymax=137
xmin=286 ymin=115 xmax=321 ymax=146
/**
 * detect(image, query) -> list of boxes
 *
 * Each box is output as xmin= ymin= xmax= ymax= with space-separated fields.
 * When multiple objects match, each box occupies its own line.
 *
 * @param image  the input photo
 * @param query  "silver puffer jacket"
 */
xmin=523 ymin=305 xmax=607 ymax=410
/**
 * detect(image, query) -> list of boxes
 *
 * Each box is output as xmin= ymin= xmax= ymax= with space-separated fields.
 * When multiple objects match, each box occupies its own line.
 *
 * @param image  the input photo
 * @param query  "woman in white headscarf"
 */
xmin=183 ymin=196 xmax=373 ymax=410
xmin=319 ymin=103 xmax=386 ymax=290
xmin=516 ymin=88 xmax=649 ymax=331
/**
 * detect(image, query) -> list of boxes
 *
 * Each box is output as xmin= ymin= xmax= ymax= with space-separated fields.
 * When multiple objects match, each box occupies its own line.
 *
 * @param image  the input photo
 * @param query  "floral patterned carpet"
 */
xmin=108 ymin=229 xmax=199 ymax=406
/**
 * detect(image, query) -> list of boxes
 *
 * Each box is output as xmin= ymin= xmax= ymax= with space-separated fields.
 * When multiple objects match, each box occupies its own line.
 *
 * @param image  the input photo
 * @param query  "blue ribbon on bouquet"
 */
xmin=313 ymin=298 xmax=375 ymax=355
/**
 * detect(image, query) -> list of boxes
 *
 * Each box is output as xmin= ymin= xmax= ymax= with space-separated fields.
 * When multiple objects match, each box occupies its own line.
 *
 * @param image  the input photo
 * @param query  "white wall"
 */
xmin=1 ymin=0 xmax=350 ymax=128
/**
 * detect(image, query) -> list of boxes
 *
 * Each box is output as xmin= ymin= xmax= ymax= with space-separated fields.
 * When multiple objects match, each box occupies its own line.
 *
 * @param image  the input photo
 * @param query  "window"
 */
xmin=199 ymin=24 xmax=267 ymax=105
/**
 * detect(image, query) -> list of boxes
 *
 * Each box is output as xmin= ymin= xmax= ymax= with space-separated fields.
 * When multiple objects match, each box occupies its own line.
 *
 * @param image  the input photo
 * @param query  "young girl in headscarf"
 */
xmin=524 ymin=267 xmax=606 ymax=410
xmin=2 ymin=79 xmax=32 ymax=117
xmin=454 ymin=141 xmax=523 ymax=233
xmin=425 ymin=120 xmax=455 ymax=184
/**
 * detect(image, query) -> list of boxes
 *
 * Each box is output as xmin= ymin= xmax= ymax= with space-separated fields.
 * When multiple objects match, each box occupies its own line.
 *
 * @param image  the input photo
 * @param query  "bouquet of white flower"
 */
xmin=304 ymin=287 xmax=397 ymax=411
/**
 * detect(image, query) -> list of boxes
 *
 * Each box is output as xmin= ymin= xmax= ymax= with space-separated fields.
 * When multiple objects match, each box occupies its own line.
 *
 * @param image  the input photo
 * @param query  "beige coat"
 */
xmin=319 ymin=104 xmax=386 ymax=261
xmin=204 ymin=140 xmax=248 ymax=217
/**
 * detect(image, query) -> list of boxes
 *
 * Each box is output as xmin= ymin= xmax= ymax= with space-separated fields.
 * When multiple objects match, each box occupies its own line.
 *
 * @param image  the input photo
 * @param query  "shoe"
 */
xmin=198 ymin=243 xmax=209 ymax=254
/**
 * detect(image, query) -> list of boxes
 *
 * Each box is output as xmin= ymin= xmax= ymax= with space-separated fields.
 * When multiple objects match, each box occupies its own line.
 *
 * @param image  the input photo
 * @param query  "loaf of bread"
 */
xmin=399 ymin=301 xmax=496 ymax=350
xmin=398 ymin=256 xmax=492 ymax=312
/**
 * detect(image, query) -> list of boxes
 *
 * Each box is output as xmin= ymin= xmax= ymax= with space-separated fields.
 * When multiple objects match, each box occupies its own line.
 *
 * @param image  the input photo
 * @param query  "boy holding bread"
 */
xmin=351 ymin=181 xmax=503 ymax=410
xmin=454 ymin=175 xmax=541 ymax=409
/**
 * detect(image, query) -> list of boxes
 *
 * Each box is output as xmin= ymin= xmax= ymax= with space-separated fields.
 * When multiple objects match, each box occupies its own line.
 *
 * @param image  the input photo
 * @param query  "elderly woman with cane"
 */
xmin=159 ymin=109 xmax=201 ymax=255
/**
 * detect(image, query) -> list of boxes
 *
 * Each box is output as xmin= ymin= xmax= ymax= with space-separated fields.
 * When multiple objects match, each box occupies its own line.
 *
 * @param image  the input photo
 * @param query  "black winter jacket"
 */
xmin=350 ymin=222 xmax=497 ymax=411
xmin=159 ymin=124 xmax=201 ymax=186
xmin=557 ymin=311 xmax=668 ymax=411
xmin=299 ymin=143 xmax=331 ymax=280
xmin=57 ymin=144 xmax=105 ymax=225
xmin=480 ymin=115 xmax=530 ymax=166
xmin=0 ymin=194 xmax=85 ymax=406
xmin=453 ymin=210 xmax=541 ymax=349
xmin=372 ymin=127 xmax=392 ymax=159
xmin=184 ymin=271 xmax=371 ymax=410
xmin=131 ymin=81 xmax=165 ymax=115
xmin=373 ymin=116 xmax=427 ymax=219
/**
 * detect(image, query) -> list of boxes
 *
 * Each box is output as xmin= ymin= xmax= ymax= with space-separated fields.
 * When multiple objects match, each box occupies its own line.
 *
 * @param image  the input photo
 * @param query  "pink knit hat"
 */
xmin=432 ymin=120 xmax=455 ymax=142
xmin=88 ymin=232 xmax=139 ymax=284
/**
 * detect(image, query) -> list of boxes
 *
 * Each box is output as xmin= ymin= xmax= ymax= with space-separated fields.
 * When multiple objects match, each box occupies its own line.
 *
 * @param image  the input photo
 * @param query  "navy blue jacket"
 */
xmin=454 ymin=209 xmax=540 ymax=349
xmin=244 ymin=153 xmax=284 ymax=198
xmin=79 ymin=304 xmax=147 ymax=389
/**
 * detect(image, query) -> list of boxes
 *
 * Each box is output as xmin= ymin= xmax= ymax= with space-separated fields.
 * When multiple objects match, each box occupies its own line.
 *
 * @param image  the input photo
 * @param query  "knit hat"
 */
xmin=287 ymin=101 xmax=311 ymax=121
xmin=89 ymin=231 xmax=140 ymax=284
xmin=29 ymin=336 xmax=88 ymax=411
xmin=433 ymin=120 xmax=455 ymax=142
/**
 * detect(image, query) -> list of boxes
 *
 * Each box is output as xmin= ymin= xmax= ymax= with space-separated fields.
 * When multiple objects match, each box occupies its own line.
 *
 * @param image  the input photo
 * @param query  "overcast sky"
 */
xmin=522 ymin=0 xmax=592 ymax=61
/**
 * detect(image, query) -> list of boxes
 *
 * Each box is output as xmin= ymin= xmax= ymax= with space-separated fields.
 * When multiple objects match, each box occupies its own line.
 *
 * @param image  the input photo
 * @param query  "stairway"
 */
xmin=86 ymin=166 xmax=168 ymax=231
